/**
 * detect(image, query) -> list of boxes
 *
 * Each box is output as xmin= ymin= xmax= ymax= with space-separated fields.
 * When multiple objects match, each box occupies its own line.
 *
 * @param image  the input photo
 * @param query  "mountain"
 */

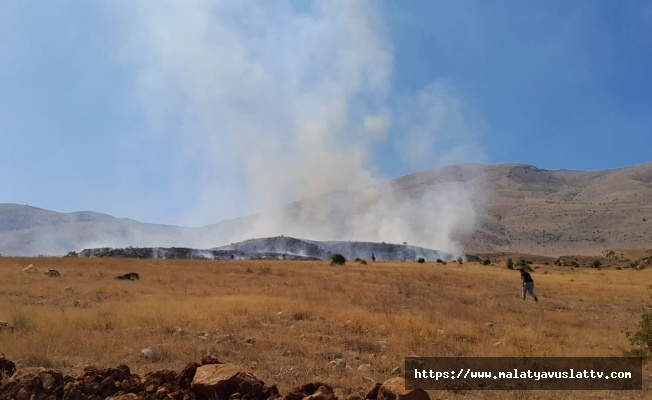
xmin=1 ymin=162 xmax=651 ymax=257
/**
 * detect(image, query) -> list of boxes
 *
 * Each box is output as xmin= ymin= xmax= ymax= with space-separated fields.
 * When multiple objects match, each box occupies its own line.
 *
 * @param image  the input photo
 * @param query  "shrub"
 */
xmin=457 ymin=257 xmax=463 ymax=265
xmin=506 ymin=258 xmax=514 ymax=270
xmin=482 ymin=259 xmax=491 ymax=265
xmin=360 ymin=259 xmax=367 ymax=265
xmin=436 ymin=259 xmax=443 ymax=263
xmin=623 ymin=297 xmax=652 ymax=360
xmin=592 ymin=259 xmax=602 ymax=268
xmin=417 ymin=258 xmax=425 ymax=264
xmin=331 ymin=254 xmax=346 ymax=265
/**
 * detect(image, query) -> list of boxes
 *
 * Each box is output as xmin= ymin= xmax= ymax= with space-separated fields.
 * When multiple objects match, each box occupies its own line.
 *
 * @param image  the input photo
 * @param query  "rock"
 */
xmin=357 ymin=364 xmax=371 ymax=372
xmin=200 ymin=354 xmax=220 ymax=365
xmin=108 ymin=395 xmax=142 ymax=400
xmin=304 ymin=385 xmax=335 ymax=400
xmin=0 ymin=354 xmax=16 ymax=376
xmin=39 ymin=372 xmax=57 ymax=393
xmin=44 ymin=269 xmax=61 ymax=277
xmin=140 ymin=348 xmax=154 ymax=359
xmin=283 ymin=382 xmax=334 ymax=400
xmin=63 ymin=381 xmax=87 ymax=400
xmin=9 ymin=367 xmax=46 ymax=383
xmin=377 ymin=378 xmax=429 ymax=400
xmin=364 ymin=382 xmax=382 ymax=399
xmin=191 ymin=363 xmax=275 ymax=400
xmin=178 ymin=362 xmax=200 ymax=388
xmin=15 ymin=388 xmax=31 ymax=400
xmin=22 ymin=264 xmax=37 ymax=273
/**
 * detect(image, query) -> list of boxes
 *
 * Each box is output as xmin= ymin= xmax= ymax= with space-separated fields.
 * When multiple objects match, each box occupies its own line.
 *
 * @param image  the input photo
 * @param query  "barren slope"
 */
xmin=1 ymin=162 xmax=651 ymax=257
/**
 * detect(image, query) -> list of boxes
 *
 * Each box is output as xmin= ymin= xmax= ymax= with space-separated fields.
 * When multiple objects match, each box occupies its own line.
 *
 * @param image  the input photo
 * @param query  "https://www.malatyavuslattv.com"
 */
xmin=405 ymin=357 xmax=643 ymax=390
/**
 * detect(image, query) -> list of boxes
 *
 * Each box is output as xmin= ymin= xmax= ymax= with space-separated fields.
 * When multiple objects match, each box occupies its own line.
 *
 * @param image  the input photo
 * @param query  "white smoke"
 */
xmin=114 ymin=0 xmax=484 ymax=255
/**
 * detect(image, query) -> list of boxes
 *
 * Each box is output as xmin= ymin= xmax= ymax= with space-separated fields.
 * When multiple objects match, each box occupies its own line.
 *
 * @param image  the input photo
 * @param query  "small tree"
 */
xmin=417 ymin=258 xmax=425 ymax=263
xmin=371 ymin=253 xmax=376 ymax=262
xmin=506 ymin=258 xmax=514 ymax=270
xmin=331 ymin=253 xmax=346 ymax=265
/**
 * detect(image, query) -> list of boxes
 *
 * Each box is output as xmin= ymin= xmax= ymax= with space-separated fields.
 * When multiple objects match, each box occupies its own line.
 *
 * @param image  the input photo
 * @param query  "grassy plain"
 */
xmin=0 ymin=256 xmax=650 ymax=399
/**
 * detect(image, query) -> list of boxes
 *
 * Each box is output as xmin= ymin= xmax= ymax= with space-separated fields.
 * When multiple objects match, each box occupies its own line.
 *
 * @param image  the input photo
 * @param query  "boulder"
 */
xmin=191 ymin=363 xmax=276 ymax=400
xmin=377 ymin=378 xmax=429 ymax=400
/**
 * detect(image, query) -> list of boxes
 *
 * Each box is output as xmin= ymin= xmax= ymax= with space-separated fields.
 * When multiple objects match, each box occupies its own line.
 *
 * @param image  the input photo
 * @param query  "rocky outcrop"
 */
xmin=0 ymin=356 xmax=373 ymax=400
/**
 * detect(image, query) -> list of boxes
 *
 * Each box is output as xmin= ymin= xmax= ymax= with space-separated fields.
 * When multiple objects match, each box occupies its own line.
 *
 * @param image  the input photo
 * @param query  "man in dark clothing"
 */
xmin=520 ymin=268 xmax=538 ymax=302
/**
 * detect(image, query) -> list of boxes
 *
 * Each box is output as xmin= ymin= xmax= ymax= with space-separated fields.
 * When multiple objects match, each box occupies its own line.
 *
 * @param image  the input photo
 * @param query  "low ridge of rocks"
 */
xmin=0 ymin=355 xmax=429 ymax=400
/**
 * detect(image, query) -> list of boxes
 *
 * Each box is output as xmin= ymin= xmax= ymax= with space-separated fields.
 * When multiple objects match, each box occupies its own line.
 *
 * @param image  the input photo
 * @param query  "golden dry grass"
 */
xmin=0 ymin=256 xmax=650 ymax=399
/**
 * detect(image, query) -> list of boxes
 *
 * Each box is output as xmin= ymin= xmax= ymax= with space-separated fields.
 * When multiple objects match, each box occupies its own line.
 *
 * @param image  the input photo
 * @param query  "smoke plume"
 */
xmin=116 ymin=0 xmax=484 ymax=255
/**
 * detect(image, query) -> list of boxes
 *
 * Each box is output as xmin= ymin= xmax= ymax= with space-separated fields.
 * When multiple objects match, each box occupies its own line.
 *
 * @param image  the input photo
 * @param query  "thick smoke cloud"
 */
xmin=116 ymin=0 xmax=484 ymax=255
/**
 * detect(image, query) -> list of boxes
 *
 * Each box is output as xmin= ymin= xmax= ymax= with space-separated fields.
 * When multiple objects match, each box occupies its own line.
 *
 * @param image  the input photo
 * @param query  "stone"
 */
xmin=191 ymin=363 xmax=266 ymax=399
xmin=39 ymin=372 xmax=57 ymax=393
xmin=377 ymin=378 xmax=429 ymax=400
xmin=364 ymin=382 xmax=382 ymax=400
xmin=304 ymin=385 xmax=335 ymax=400
xmin=0 ymin=354 xmax=16 ymax=376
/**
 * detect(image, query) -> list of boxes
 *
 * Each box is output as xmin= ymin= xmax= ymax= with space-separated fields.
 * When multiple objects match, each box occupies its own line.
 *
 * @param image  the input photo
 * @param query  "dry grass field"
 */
xmin=0 ymin=256 xmax=650 ymax=399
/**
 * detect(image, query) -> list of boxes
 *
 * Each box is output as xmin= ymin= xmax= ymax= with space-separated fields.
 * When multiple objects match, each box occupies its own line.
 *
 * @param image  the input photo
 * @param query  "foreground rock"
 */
xmin=373 ymin=378 xmax=429 ymax=400
xmin=0 ymin=356 xmax=380 ymax=400
xmin=191 ymin=363 xmax=277 ymax=399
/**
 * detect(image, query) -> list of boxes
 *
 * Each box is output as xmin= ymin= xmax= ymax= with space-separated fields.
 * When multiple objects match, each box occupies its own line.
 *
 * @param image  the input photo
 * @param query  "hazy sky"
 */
xmin=1 ymin=1 xmax=650 ymax=226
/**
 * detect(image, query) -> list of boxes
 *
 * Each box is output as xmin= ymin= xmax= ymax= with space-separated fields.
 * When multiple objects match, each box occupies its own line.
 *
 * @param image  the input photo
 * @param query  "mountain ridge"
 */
xmin=2 ymin=162 xmax=651 ymax=257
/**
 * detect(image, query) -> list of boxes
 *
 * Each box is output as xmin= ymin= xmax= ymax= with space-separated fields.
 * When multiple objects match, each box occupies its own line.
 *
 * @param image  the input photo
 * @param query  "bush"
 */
xmin=457 ymin=257 xmax=463 ymax=265
xmin=506 ymin=258 xmax=514 ymax=270
xmin=623 ymin=297 xmax=652 ymax=360
xmin=436 ymin=259 xmax=443 ymax=263
xmin=360 ymin=259 xmax=367 ymax=265
xmin=482 ymin=259 xmax=491 ymax=265
xmin=592 ymin=259 xmax=602 ymax=268
xmin=417 ymin=258 xmax=425 ymax=264
xmin=331 ymin=254 xmax=346 ymax=265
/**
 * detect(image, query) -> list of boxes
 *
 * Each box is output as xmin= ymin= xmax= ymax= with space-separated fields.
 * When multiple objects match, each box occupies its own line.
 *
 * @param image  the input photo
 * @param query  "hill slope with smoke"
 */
xmin=1 ymin=162 xmax=651 ymax=257
xmin=76 ymin=236 xmax=457 ymax=262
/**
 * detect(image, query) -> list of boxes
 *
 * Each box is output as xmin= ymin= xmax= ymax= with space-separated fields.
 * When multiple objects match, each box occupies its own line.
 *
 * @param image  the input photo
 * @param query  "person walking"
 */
xmin=520 ymin=268 xmax=538 ymax=302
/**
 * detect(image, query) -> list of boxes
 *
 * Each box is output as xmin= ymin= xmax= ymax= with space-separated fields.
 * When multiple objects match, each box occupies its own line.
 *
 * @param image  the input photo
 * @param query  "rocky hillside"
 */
xmin=1 ymin=162 xmax=651 ymax=257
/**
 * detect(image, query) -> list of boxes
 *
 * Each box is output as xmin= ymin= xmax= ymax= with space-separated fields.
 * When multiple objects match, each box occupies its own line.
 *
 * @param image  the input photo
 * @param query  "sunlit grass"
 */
xmin=0 ymin=255 xmax=650 ymax=399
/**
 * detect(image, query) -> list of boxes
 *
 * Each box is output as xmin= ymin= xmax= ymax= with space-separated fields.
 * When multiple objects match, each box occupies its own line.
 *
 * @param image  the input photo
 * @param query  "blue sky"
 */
xmin=1 ymin=1 xmax=650 ymax=226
